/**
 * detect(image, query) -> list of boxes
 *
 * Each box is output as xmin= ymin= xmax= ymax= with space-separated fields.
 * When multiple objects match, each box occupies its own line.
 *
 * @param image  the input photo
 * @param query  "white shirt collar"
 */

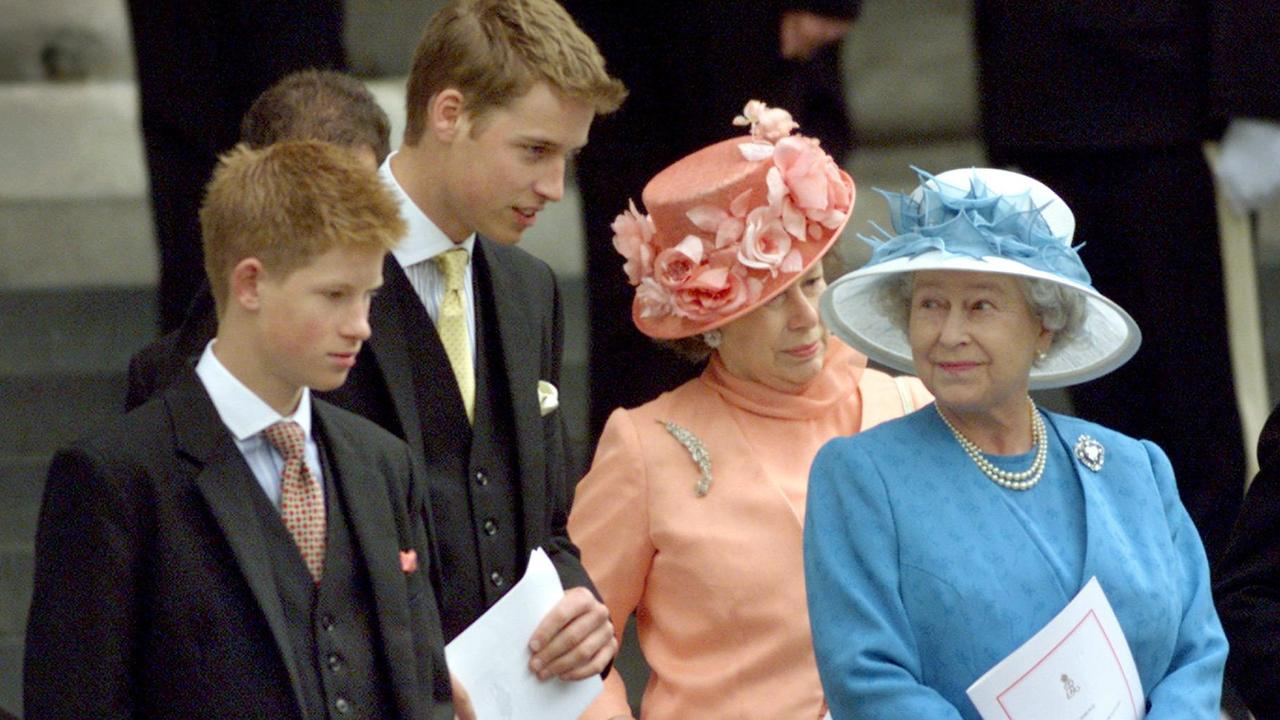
xmin=380 ymin=151 xmax=476 ymax=268
xmin=194 ymin=341 xmax=313 ymax=442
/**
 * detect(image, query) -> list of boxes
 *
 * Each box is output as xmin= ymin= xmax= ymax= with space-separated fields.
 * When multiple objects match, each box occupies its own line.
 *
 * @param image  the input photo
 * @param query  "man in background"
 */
xmin=126 ymin=69 xmax=391 ymax=410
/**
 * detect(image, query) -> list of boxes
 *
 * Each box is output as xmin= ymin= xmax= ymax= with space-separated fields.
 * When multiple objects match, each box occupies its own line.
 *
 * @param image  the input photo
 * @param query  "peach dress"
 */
xmin=569 ymin=338 xmax=930 ymax=719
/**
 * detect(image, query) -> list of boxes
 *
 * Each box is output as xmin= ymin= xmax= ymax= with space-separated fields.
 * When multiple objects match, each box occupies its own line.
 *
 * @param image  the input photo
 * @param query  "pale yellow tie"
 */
xmin=435 ymin=248 xmax=474 ymax=422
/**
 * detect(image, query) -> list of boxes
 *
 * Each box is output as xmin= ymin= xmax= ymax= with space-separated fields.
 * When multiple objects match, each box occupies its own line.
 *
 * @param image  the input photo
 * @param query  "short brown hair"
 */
xmin=403 ymin=0 xmax=626 ymax=145
xmin=200 ymin=141 xmax=406 ymax=314
xmin=240 ymin=69 xmax=392 ymax=163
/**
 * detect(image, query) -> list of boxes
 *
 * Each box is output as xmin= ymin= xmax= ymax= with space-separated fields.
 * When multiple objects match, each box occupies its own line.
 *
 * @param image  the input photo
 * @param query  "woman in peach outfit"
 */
xmin=567 ymin=102 xmax=930 ymax=719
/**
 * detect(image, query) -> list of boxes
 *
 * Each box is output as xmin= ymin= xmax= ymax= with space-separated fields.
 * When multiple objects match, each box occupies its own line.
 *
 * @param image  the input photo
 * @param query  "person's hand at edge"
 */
xmin=451 ymin=672 xmax=476 ymax=720
xmin=527 ymin=586 xmax=617 ymax=681
xmin=780 ymin=10 xmax=852 ymax=61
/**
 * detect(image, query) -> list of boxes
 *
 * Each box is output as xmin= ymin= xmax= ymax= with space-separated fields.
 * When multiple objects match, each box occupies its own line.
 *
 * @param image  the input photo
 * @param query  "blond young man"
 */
xmin=25 ymin=142 xmax=457 ymax=719
xmin=320 ymin=0 xmax=628 ymax=687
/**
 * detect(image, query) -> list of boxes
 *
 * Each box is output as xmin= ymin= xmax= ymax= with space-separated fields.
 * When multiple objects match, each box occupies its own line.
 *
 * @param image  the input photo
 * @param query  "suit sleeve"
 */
xmin=1216 ymin=438 xmax=1280 ymax=716
xmin=124 ymin=349 xmax=159 ymax=411
xmin=803 ymin=439 xmax=965 ymax=719
xmin=387 ymin=443 xmax=455 ymax=720
xmin=568 ymin=408 xmax=654 ymax=719
xmin=24 ymin=445 xmax=150 ymax=719
xmin=1141 ymin=440 xmax=1229 ymax=718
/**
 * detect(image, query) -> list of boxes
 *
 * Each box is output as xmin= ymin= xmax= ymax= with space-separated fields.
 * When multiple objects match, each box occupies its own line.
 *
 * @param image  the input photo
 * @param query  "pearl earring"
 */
xmin=702 ymin=330 xmax=723 ymax=349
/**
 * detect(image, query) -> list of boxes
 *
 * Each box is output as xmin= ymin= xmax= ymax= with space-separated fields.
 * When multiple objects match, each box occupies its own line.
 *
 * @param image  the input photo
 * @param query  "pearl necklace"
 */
xmin=935 ymin=399 xmax=1047 ymax=491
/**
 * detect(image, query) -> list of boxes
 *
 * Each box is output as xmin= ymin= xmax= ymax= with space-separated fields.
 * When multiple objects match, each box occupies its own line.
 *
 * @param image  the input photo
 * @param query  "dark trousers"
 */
xmin=990 ymin=143 xmax=1246 ymax=560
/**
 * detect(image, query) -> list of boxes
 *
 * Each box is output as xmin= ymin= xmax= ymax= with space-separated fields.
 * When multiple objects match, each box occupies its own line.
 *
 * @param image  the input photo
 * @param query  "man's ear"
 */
xmin=429 ymin=88 xmax=466 ymax=143
xmin=229 ymin=257 xmax=267 ymax=312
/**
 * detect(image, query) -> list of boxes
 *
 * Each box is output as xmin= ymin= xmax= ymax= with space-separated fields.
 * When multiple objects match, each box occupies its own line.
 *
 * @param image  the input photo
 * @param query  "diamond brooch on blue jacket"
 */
xmin=1075 ymin=435 xmax=1105 ymax=472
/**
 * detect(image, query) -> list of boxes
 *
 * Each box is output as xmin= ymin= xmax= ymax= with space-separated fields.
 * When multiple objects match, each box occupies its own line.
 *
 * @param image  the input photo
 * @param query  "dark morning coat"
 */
xmin=23 ymin=372 xmax=452 ymax=719
xmin=1214 ymin=404 xmax=1280 ymax=718
xmin=322 ymin=241 xmax=592 ymax=640
xmin=121 ymin=240 xmax=592 ymax=639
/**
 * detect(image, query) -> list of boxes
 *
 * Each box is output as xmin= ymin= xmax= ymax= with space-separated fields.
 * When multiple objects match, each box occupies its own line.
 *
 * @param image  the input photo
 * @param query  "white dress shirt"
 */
xmin=195 ymin=341 xmax=324 ymax=507
xmin=380 ymin=153 xmax=478 ymax=364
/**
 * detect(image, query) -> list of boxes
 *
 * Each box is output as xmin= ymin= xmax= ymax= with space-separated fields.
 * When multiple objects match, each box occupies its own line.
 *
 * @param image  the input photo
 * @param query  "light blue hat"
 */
xmin=820 ymin=167 xmax=1141 ymax=389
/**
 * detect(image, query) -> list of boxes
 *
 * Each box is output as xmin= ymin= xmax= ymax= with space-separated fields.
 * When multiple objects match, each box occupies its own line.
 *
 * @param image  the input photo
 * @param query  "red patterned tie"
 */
xmin=264 ymin=421 xmax=326 ymax=583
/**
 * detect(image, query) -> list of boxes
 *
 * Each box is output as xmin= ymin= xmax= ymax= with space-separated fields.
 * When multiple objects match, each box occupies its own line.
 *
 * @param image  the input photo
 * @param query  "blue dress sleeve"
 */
xmin=1140 ymin=440 xmax=1228 ymax=718
xmin=803 ymin=437 xmax=966 ymax=718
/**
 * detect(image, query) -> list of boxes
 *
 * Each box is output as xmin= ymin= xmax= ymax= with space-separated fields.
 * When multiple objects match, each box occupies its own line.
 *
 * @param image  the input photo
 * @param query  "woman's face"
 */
xmin=908 ymin=270 xmax=1052 ymax=421
xmin=717 ymin=263 xmax=828 ymax=393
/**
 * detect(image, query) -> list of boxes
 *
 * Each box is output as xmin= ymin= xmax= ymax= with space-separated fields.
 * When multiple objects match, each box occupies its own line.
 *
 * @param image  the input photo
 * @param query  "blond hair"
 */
xmin=200 ymin=141 xmax=406 ymax=314
xmin=403 ymin=0 xmax=626 ymax=144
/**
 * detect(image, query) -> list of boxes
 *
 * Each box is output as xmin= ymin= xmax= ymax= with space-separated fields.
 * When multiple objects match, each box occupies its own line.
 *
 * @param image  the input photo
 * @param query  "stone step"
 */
xmin=0 ymin=375 xmax=125 ymax=457
xmin=0 ymin=287 xmax=156 ymax=376
xmin=0 ymin=458 xmax=47 ymax=548
xmin=0 ymin=0 xmax=133 ymax=82
xmin=0 ymin=633 xmax=20 ymax=717
xmin=0 ymin=549 xmax=33 ymax=641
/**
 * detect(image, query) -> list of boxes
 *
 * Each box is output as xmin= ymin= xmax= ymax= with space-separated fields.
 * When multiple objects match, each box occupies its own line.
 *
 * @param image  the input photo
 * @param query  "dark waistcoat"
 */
xmin=249 ymin=443 xmax=396 ymax=719
xmin=420 ymin=273 xmax=525 ymax=641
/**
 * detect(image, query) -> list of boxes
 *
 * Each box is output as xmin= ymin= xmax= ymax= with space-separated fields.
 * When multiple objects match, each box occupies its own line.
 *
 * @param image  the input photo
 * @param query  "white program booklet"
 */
xmin=966 ymin=577 xmax=1145 ymax=720
xmin=445 ymin=548 xmax=604 ymax=720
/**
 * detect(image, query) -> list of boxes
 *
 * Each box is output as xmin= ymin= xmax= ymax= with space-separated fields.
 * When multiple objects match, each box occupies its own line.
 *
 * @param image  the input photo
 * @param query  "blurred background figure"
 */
xmin=126 ymin=0 xmax=346 ymax=332
xmin=563 ymin=0 xmax=860 ymax=445
xmin=973 ymin=0 xmax=1280 ymax=562
xmin=1216 ymin=406 xmax=1280 ymax=720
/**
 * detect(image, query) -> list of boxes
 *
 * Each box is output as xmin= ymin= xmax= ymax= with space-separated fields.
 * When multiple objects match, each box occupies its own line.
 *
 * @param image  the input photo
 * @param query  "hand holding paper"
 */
xmin=528 ymin=585 xmax=616 ymax=681
xmin=445 ymin=548 xmax=604 ymax=720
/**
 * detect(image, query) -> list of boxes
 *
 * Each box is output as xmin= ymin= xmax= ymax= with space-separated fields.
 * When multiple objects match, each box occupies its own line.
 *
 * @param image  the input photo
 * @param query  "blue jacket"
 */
xmin=804 ymin=406 xmax=1226 ymax=719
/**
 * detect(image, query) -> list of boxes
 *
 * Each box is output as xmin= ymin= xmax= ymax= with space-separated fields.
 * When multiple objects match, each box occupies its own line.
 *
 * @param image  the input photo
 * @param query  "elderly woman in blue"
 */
xmin=803 ymin=168 xmax=1227 ymax=719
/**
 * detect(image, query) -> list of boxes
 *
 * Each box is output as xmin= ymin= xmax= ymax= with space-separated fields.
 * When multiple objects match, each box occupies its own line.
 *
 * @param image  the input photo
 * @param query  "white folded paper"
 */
xmin=446 ymin=548 xmax=604 ymax=719
xmin=966 ymin=577 xmax=1145 ymax=720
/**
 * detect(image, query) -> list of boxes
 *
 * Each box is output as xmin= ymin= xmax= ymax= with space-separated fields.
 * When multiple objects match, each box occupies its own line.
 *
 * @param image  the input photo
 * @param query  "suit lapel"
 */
xmin=167 ymin=375 xmax=306 ymax=713
xmin=314 ymin=404 xmax=420 ymax=717
xmin=475 ymin=240 xmax=547 ymax=535
xmin=368 ymin=256 xmax=431 ymax=455
xmin=371 ymin=256 xmax=471 ymax=463
xmin=1044 ymin=412 xmax=1102 ymax=590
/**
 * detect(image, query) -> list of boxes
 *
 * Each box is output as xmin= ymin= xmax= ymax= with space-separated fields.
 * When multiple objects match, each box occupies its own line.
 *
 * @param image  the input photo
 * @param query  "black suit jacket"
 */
xmin=976 ymin=0 xmax=1280 ymax=153
xmin=24 ymin=373 xmax=452 ymax=719
xmin=121 ymin=242 xmax=592 ymax=624
xmin=1214 ymin=405 xmax=1280 ymax=718
xmin=323 ymin=243 xmax=591 ymax=612
xmin=125 ymin=283 xmax=218 ymax=411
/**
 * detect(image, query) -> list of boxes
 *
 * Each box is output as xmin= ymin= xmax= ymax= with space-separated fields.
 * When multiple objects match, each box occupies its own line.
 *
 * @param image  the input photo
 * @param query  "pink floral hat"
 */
xmin=612 ymin=101 xmax=856 ymax=339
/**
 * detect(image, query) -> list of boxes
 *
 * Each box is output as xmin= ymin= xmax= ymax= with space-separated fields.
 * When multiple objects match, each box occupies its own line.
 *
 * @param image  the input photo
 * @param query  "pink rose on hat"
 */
xmin=737 ymin=206 xmax=798 ymax=276
xmin=612 ymin=199 xmax=657 ymax=284
xmin=674 ymin=265 xmax=756 ymax=321
xmin=734 ymin=99 xmax=800 ymax=143
xmin=769 ymin=136 xmax=852 ymax=239
xmin=613 ymin=100 xmax=856 ymax=339
xmin=654 ymin=236 xmax=706 ymax=289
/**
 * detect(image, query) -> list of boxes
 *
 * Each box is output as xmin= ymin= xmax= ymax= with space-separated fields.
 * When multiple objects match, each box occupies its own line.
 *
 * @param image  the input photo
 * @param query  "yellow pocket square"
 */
xmin=537 ymin=380 xmax=559 ymax=417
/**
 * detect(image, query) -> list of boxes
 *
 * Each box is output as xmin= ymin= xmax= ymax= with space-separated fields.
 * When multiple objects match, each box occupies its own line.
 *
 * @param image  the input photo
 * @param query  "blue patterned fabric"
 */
xmin=803 ymin=407 xmax=1226 ymax=719
xmin=861 ymin=168 xmax=1093 ymax=286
